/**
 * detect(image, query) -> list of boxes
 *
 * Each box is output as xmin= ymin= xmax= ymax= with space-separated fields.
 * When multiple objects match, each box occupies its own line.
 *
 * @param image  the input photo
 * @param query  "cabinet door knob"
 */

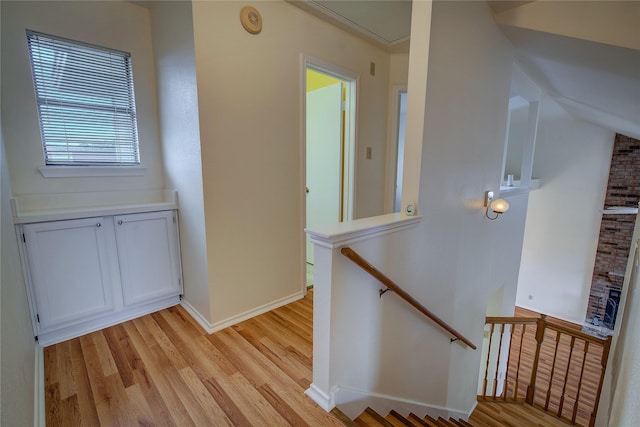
xmin=118 ymin=220 xmax=123 ymax=225
xmin=96 ymin=223 xmax=101 ymax=228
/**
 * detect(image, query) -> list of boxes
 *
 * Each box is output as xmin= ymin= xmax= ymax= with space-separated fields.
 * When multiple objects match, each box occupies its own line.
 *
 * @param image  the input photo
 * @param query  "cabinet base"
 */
xmin=36 ymin=295 xmax=180 ymax=346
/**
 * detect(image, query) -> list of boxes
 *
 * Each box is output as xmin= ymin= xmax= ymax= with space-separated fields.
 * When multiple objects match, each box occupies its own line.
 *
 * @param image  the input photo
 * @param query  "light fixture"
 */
xmin=485 ymin=191 xmax=509 ymax=220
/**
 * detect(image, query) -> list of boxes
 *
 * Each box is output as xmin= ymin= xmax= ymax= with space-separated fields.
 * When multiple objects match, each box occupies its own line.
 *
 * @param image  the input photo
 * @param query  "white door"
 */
xmin=114 ymin=210 xmax=182 ymax=307
xmin=306 ymin=82 xmax=343 ymax=265
xmin=23 ymin=217 xmax=115 ymax=330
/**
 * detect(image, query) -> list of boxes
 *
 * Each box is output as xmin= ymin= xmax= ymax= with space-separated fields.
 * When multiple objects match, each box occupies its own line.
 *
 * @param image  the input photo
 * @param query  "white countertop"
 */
xmin=12 ymin=190 xmax=178 ymax=224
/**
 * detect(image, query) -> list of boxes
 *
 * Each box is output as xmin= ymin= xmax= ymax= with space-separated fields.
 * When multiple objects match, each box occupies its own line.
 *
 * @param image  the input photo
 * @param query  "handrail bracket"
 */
xmin=379 ymin=288 xmax=392 ymax=298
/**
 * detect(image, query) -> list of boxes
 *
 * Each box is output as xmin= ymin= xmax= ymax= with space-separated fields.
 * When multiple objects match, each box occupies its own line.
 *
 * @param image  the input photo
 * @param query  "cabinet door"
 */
xmin=114 ymin=211 xmax=182 ymax=307
xmin=23 ymin=217 xmax=114 ymax=329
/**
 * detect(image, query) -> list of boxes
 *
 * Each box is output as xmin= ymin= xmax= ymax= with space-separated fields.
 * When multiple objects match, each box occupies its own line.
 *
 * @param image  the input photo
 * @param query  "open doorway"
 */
xmin=303 ymin=57 xmax=357 ymax=287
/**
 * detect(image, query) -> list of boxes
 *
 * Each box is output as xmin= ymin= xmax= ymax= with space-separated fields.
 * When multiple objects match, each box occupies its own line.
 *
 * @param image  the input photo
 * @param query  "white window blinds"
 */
xmin=27 ymin=30 xmax=140 ymax=166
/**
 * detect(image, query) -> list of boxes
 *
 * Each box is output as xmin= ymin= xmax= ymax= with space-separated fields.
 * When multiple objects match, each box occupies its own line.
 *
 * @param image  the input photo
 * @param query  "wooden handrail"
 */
xmin=340 ymin=247 xmax=477 ymax=350
xmin=485 ymin=316 xmax=538 ymax=325
xmin=486 ymin=315 xmax=610 ymax=347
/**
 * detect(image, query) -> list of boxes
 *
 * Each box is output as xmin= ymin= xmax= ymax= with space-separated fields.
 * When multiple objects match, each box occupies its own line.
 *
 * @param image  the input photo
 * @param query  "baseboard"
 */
xmin=36 ymin=296 xmax=180 ymax=346
xmin=34 ymin=344 xmax=44 ymax=427
xmin=181 ymin=290 xmax=305 ymax=335
xmin=332 ymin=386 xmax=470 ymax=421
xmin=305 ymin=383 xmax=335 ymax=412
xmin=466 ymin=399 xmax=478 ymax=420
xmin=180 ymin=298 xmax=215 ymax=333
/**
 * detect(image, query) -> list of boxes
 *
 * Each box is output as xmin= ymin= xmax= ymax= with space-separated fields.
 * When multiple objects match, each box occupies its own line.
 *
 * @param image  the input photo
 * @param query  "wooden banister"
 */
xmin=340 ymin=247 xmax=477 ymax=350
xmin=480 ymin=314 xmax=612 ymax=427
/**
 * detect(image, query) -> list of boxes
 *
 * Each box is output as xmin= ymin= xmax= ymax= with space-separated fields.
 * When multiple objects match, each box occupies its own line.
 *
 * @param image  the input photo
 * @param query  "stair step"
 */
xmin=331 ymin=406 xmax=477 ymax=427
xmin=422 ymin=414 xmax=440 ymax=427
xmin=408 ymin=413 xmax=430 ymax=426
xmin=331 ymin=407 xmax=360 ymax=426
xmin=386 ymin=410 xmax=415 ymax=427
xmin=355 ymin=407 xmax=395 ymax=427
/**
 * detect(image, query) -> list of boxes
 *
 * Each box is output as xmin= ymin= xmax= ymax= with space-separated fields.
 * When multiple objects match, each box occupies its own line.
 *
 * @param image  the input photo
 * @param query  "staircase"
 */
xmin=331 ymin=407 xmax=473 ymax=427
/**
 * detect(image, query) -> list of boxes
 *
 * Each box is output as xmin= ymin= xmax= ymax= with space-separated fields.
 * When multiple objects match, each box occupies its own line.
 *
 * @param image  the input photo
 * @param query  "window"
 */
xmin=27 ymin=30 xmax=140 ymax=166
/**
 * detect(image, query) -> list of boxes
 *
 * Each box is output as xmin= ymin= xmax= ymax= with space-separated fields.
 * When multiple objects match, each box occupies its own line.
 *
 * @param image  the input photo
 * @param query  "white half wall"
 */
xmin=1 ymin=1 xmax=164 ymax=198
xmin=149 ymin=2 xmax=211 ymax=324
xmin=190 ymin=0 xmax=392 ymax=326
xmin=516 ymin=94 xmax=614 ymax=324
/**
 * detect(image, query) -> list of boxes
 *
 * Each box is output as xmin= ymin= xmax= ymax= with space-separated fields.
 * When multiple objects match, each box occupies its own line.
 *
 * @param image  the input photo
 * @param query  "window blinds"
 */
xmin=27 ymin=30 xmax=140 ymax=166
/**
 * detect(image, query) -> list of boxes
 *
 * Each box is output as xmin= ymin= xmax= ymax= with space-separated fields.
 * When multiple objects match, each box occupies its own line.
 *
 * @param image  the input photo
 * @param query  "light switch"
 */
xmin=366 ymin=147 xmax=372 ymax=159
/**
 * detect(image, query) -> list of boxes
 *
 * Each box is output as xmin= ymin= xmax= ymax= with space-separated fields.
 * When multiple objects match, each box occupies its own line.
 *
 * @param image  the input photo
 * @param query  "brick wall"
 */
xmin=586 ymin=134 xmax=640 ymax=326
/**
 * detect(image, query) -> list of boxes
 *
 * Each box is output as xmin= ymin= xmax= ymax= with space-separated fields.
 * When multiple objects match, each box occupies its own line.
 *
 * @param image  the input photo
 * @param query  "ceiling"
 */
xmin=287 ymin=0 xmax=412 ymax=53
xmin=289 ymin=0 xmax=640 ymax=139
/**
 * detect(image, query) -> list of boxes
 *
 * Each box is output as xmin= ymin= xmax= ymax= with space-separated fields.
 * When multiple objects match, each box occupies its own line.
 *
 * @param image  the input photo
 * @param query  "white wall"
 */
xmin=605 ymin=221 xmax=640 ymax=426
xmin=417 ymin=1 xmax=519 ymax=412
xmin=1 ymin=92 xmax=36 ymax=427
xmin=311 ymin=1 xmax=529 ymax=416
xmin=1 ymin=1 xmax=164 ymax=198
xmin=389 ymin=53 xmax=409 ymax=86
xmin=190 ymin=1 xmax=392 ymax=326
xmin=149 ymin=2 xmax=211 ymax=324
xmin=516 ymin=94 xmax=614 ymax=324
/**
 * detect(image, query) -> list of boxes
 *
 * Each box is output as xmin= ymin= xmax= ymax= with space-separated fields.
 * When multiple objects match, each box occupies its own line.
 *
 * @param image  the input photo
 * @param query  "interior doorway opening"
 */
xmin=303 ymin=57 xmax=357 ymax=287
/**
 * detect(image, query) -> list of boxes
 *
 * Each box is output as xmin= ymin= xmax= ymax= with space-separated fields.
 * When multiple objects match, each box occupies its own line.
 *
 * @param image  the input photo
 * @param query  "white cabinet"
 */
xmin=18 ymin=210 xmax=182 ymax=346
xmin=114 ymin=211 xmax=181 ymax=306
xmin=23 ymin=217 xmax=115 ymax=330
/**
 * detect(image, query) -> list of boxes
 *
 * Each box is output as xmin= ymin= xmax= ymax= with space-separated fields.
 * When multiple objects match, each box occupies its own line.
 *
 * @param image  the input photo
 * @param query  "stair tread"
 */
xmin=448 ymin=418 xmax=466 ymax=427
xmin=408 ymin=413 xmax=431 ymax=426
xmin=331 ymin=407 xmax=359 ymax=426
xmin=355 ymin=407 xmax=395 ymax=427
xmin=422 ymin=414 xmax=440 ymax=427
xmin=437 ymin=416 xmax=454 ymax=426
xmin=386 ymin=410 xmax=415 ymax=427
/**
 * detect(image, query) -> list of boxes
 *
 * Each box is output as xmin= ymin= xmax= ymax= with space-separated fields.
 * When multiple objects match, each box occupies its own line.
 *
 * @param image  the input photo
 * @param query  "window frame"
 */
xmin=26 ymin=30 xmax=142 ymax=171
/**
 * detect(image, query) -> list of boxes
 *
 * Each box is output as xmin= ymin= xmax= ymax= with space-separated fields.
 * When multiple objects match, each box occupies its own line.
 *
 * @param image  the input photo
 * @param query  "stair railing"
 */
xmin=480 ymin=315 xmax=612 ymax=427
xmin=340 ymin=247 xmax=476 ymax=349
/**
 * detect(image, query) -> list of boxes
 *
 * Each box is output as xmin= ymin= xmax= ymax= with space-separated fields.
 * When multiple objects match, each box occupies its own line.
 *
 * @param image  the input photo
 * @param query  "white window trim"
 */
xmin=38 ymin=166 xmax=146 ymax=178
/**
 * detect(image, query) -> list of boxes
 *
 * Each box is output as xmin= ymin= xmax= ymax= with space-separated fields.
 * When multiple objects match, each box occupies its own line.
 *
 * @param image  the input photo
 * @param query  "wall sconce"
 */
xmin=485 ymin=191 xmax=509 ymax=220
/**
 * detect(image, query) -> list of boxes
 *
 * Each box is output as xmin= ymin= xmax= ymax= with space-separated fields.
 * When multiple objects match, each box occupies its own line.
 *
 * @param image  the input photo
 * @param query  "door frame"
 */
xmin=300 ymin=54 xmax=359 ymax=288
xmin=384 ymin=84 xmax=407 ymax=213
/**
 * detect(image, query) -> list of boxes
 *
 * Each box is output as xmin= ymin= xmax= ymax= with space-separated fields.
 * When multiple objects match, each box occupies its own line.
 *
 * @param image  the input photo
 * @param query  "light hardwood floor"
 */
xmin=44 ymin=289 xmax=343 ymax=426
xmin=45 ymin=292 xmax=597 ymax=426
xmin=469 ymin=401 xmax=573 ymax=427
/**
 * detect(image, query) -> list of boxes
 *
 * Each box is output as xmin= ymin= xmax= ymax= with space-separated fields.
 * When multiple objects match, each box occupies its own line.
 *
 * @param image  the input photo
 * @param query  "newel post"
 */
xmin=526 ymin=315 xmax=547 ymax=405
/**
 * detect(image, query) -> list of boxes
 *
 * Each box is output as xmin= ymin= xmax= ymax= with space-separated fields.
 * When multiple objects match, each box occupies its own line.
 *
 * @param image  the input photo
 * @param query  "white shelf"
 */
xmin=12 ymin=190 xmax=178 ymax=224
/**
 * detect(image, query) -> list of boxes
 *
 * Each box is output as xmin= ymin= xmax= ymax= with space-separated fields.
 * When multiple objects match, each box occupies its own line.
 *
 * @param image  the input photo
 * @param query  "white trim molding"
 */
xmin=35 ymin=345 xmax=45 ymax=427
xmin=39 ymin=166 xmax=147 ymax=178
xmin=305 ymin=213 xmax=421 ymax=249
xmin=305 ymin=383 xmax=335 ymax=412
xmin=181 ymin=290 xmax=305 ymax=335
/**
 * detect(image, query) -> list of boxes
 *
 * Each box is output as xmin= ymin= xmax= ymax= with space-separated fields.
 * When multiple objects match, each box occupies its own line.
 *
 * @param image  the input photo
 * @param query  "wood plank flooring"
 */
xmin=469 ymin=401 xmax=573 ymax=427
xmin=44 ymin=289 xmax=343 ymax=426
xmin=45 ymin=293 xmax=597 ymax=426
